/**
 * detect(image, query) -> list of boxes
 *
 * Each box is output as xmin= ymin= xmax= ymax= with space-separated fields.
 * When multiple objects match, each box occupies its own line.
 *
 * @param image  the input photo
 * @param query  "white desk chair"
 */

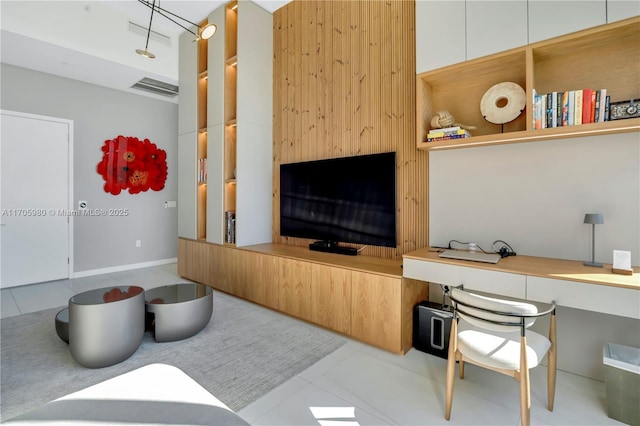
xmin=445 ymin=287 xmax=557 ymax=426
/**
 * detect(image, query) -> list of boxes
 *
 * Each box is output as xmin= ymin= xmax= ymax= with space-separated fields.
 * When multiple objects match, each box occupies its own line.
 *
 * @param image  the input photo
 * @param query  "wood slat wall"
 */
xmin=273 ymin=0 xmax=428 ymax=259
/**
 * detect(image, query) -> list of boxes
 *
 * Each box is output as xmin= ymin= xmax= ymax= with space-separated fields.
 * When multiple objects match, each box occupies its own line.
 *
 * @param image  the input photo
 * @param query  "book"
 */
xmin=541 ymin=94 xmax=547 ymax=128
xmin=546 ymin=92 xmax=558 ymax=128
xmin=427 ymin=129 xmax=470 ymax=139
xmin=598 ymin=89 xmax=607 ymax=122
xmin=568 ymin=91 xmax=575 ymax=126
xmin=551 ymin=92 xmax=558 ymax=127
xmin=604 ymin=95 xmax=611 ymax=121
xmin=533 ymin=90 xmax=542 ymax=129
xmin=556 ymin=92 xmax=563 ymax=127
xmin=582 ymin=88 xmax=592 ymax=124
xmin=574 ymin=90 xmax=583 ymax=125
xmin=427 ymin=133 xmax=470 ymax=142
xmin=590 ymin=89 xmax=597 ymax=123
xmin=594 ymin=90 xmax=601 ymax=122
xmin=561 ymin=91 xmax=569 ymax=126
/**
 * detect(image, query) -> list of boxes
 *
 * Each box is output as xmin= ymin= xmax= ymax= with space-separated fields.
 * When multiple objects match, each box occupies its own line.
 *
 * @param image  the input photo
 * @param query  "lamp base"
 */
xmin=584 ymin=261 xmax=603 ymax=267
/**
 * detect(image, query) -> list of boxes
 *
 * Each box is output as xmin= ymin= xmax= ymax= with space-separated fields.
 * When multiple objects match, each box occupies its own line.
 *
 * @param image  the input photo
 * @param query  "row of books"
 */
xmin=198 ymin=158 xmax=208 ymax=184
xmin=225 ymin=211 xmax=236 ymax=244
xmin=426 ymin=126 xmax=472 ymax=142
xmin=533 ymin=89 xmax=610 ymax=130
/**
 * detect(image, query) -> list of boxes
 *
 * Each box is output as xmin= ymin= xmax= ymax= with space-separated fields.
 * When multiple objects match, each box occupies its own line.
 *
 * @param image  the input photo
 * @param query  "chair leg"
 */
xmin=548 ymin=313 xmax=557 ymax=411
xmin=459 ymin=359 xmax=464 ymax=379
xmin=519 ymin=336 xmax=530 ymax=426
xmin=445 ymin=318 xmax=458 ymax=420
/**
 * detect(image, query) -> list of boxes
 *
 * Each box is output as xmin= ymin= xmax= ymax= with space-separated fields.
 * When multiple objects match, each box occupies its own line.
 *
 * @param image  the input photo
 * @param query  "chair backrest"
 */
xmin=450 ymin=288 xmax=539 ymax=333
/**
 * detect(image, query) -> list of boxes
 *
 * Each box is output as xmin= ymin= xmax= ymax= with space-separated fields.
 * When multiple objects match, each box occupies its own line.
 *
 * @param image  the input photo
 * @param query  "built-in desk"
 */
xmin=403 ymin=248 xmax=639 ymax=319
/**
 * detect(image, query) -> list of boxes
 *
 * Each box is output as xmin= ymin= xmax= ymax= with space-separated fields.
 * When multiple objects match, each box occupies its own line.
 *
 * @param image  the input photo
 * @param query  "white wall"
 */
xmin=429 ymin=133 xmax=640 ymax=266
xmin=0 ymin=64 xmax=179 ymax=273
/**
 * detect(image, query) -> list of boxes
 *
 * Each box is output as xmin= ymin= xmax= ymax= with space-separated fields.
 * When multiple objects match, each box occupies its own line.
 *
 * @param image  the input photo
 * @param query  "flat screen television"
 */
xmin=280 ymin=152 xmax=396 ymax=249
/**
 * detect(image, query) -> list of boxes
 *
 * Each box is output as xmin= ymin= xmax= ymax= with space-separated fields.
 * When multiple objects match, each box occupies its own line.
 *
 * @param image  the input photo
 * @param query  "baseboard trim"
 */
xmin=72 ymin=258 xmax=177 ymax=278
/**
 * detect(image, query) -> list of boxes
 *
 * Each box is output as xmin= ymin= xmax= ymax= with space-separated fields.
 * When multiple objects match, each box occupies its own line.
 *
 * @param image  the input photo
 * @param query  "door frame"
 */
xmin=0 ymin=109 xmax=74 ymax=285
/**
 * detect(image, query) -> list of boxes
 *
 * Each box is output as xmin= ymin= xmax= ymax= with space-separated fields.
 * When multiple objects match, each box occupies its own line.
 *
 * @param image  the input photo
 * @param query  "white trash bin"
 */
xmin=603 ymin=342 xmax=640 ymax=426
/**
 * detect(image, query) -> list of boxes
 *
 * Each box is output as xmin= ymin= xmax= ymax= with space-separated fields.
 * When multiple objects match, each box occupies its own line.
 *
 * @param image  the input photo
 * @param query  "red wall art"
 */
xmin=97 ymin=135 xmax=168 ymax=195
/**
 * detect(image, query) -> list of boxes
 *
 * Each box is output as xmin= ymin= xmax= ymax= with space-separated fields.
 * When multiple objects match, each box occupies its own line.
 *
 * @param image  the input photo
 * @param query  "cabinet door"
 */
xmin=466 ymin=0 xmax=527 ymax=60
xmin=607 ymin=0 xmax=640 ymax=23
xmin=178 ymin=31 xmax=198 ymax=134
xmin=415 ymin=0 xmax=466 ymax=73
xmin=527 ymin=276 xmax=640 ymax=320
xmin=402 ymin=258 xmax=526 ymax=299
xmin=247 ymin=251 xmax=279 ymax=309
xmin=278 ymin=258 xmax=311 ymax=320
xmin=177 ymin=132 xmax=197 ymax=240
xmin=528 ymin=0 xmax=606 ymax=43
xmin=310 ymin=264 xmax=351 ymax=335
xmin=351 ymin=272 xmax=402 ymax=353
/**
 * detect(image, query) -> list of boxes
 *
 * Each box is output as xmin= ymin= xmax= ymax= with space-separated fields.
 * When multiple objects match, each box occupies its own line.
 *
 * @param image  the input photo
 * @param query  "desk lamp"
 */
xmin=583 ymin=213 xmax=604 ymax=267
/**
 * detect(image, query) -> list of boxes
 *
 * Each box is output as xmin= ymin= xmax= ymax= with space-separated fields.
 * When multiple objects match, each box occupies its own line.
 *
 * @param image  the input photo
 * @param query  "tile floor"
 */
xmin=1 ymin=264 xmax=625 ymax=426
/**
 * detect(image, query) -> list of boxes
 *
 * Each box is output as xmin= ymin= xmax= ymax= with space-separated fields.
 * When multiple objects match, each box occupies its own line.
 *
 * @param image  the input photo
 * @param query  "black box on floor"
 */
xmin=413 ymin=301 xmax=453 ymax=359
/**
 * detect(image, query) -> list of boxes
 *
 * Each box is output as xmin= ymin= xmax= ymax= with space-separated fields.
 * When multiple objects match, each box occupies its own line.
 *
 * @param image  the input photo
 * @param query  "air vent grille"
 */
xmin=131 ymin=77 xmax=179 ymax=97
xmin=128 ymin=21 xmax=171 ymax=46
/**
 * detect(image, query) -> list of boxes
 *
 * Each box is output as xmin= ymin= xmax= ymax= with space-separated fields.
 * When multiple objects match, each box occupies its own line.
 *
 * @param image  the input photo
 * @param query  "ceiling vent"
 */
xmin=128 ymin=21 xmax=171 ymax=46
xmin=131 ymin=77 xmax=179 ymax=97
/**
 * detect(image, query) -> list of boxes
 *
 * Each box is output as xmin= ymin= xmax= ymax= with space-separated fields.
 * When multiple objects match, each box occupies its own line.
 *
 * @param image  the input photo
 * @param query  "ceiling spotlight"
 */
xmin=136 ymin=0 xmax=216 ymax=58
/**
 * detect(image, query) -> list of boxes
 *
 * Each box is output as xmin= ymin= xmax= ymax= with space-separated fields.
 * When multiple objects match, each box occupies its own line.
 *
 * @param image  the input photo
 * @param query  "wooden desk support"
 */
xmin=402 ymin=248 xmax=639 ymax=319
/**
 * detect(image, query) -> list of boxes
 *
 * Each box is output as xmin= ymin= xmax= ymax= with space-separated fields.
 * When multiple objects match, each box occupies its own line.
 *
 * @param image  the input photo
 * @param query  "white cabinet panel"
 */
xmin=466 ymin=0 xmax=527 ymax=60
xmin=416 ymin=0 xmax=466 ymax=73
xmin=403 ymin=258 xmax=526 ymax=298
xmin=208 ymin=7 xmax=225 ymax=128
xmin=178 ymin=31 xmax=198 ymax=135
xmin=527 ymin=276 xmax=640 ymax=319
xmin=528 ymin=0 xmax=606 ymax=43
xmin=607 ymin=0 xmax=640 ymax=23
xmin=236 ymin=121 xmax=273 ymax=247
xmin=177 ymin=132 xmax=197 ymax=239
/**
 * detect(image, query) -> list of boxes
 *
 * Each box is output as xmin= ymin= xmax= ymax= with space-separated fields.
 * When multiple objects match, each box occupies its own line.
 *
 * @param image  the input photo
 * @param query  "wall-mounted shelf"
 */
xmin=416 ymin=17 xmax=640 ymax=151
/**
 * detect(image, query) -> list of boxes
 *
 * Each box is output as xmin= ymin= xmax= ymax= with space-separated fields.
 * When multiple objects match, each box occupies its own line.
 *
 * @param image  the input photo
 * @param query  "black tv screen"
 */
xmin=280 ymin=152 xmax=396 ymax=248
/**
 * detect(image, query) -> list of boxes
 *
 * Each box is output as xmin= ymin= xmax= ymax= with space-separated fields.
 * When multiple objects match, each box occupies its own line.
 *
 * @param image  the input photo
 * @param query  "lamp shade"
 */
xmin=584 ymin=213 xmax=604 ymax=224
xmin=200 ymin=23 xmax=217 ymax=40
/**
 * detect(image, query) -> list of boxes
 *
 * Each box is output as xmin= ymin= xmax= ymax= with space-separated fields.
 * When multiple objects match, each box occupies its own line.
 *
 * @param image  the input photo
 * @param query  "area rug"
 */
xmin=0 ymin=290 xmax=347 ymax=421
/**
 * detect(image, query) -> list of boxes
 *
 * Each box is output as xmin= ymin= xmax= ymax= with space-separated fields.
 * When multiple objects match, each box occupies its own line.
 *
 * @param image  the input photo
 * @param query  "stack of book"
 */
xmin=426 ymin=126 xmax=472 ymax=142
xmin=533 ymin=88 xmax=610 ymax=129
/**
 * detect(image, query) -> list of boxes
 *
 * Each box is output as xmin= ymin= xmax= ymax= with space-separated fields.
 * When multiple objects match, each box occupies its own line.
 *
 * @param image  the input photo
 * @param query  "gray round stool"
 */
xmin=55 ymin=307 xmax=69 ymax=343
xmin=68 ymin=285 xmax=145 ymax=368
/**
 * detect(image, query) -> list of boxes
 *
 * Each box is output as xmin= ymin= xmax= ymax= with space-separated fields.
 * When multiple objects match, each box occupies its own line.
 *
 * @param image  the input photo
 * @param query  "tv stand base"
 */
xmin=309 ymin=241 xmax=358 ymax=256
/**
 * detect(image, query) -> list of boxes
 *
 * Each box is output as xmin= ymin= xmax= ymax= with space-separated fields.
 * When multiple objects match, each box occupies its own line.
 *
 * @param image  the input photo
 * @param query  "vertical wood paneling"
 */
xmin=273 ymin=0 xmax=427 ymax=259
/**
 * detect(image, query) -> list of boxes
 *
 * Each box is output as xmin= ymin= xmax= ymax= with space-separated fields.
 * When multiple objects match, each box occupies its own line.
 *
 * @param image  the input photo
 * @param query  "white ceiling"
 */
xmin=0 ymin=1 xmax=290 ymax=103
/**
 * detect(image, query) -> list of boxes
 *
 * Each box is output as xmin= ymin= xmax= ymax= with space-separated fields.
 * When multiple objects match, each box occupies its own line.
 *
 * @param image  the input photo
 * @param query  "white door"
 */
xmin=0 ymin=111 xmax=72 ymax=288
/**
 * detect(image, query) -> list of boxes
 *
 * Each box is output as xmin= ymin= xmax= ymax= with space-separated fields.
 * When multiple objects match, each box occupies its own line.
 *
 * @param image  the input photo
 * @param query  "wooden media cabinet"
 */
xmin=178 ymin=238 xmax=428 ymax=354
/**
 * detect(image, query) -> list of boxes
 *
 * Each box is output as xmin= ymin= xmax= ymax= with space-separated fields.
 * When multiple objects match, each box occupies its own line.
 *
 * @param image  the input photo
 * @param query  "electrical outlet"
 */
xmin=136 ymin=240 xmax=141 ymax=248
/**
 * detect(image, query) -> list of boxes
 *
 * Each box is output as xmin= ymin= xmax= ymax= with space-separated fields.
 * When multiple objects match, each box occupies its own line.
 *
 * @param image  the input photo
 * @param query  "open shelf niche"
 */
xmin=416 ymin=16 xmax=640 ymax=151
xmin=197 ymin=18 xmax=209 ymax=240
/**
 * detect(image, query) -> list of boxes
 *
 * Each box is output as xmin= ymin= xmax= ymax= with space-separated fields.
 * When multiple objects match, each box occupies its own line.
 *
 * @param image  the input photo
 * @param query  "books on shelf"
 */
xmin=198 ymin=158 xmax=208 ymax=184
xmin=426 ymin=127 xmax=472 ymax=142
xmin=533 ymin=88 xmax=610 ymax=130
